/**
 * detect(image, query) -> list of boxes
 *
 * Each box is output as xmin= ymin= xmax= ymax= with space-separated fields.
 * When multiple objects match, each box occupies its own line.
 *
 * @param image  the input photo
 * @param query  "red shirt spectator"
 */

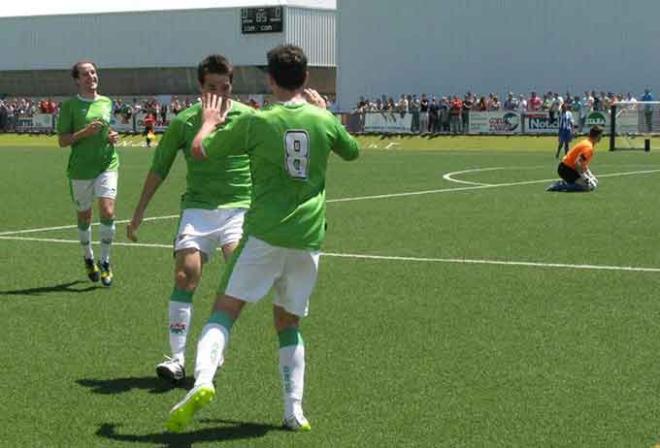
xmin=528 ymin=92 xmax=542 ymax=111
xmin=450 ymin=97 xmax=463 ymax=115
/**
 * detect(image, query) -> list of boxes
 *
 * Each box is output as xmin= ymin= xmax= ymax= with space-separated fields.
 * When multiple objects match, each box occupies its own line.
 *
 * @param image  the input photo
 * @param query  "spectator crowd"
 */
xmin=355 ymin=89 xmax=654 ymax=133
xmin=0 ymin=89 xmax=653 ymax=134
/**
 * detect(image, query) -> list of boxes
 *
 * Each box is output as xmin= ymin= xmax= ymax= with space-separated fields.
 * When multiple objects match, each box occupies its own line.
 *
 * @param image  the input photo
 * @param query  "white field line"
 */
xmin=327 ymin=168 xmax=660 ymax=203
xmin=0 ymin=235 xmax=659 ymax=274
xmin=442 ymin=167 xmax=501 ymax=186
xmin=2 ymin=168 xmax=660 ymax=235
xmin=0 ymin=214 xmax=179 ymax=237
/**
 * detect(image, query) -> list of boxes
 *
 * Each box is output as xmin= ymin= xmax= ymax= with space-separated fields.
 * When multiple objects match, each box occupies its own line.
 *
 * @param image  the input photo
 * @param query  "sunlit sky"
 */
xmin=0 ymin=0 xmax=336 ymax=17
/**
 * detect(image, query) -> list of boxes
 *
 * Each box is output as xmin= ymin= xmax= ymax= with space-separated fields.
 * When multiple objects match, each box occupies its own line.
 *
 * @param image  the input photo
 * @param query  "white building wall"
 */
xmin=286 ymin=8 xmax=336 ymax=66
xmin=0 ymin=6 xmax=334 ymax=71
xmin=337 ymin=0 xmax=660 ymax=110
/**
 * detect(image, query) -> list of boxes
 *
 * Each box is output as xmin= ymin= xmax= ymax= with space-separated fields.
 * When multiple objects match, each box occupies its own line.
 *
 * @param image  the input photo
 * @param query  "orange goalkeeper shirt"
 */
xmin=562 ymin=138 xmax=594 ymax=170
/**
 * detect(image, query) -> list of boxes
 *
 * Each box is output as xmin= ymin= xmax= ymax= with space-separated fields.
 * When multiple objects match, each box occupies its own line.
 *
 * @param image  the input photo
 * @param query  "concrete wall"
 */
xmin=337 ymin=0 xmax=660 ymax=110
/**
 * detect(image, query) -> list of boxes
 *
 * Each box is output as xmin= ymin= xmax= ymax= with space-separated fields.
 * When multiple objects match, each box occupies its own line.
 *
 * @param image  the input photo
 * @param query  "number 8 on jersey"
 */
xmin=284 ymin=130 xmax=310 ymax=180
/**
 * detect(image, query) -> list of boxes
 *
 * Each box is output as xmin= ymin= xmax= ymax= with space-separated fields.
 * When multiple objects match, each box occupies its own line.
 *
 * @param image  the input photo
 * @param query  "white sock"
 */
xmin=78 ymin=224 xmax=93 ymax=259
xmin=278 ymin=329 xmax=305 ymax=418
xmin=99 ymin=219 xmax=115 ymax=263
xmin=169 ymin=300 xmax=192 ymax=365
xmin=194 ymin=319 xmax=231 ymax=387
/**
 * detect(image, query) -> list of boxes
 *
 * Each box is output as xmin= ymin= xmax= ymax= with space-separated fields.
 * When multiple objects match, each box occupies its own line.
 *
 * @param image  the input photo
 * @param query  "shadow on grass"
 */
xmin=0 ymin=280 xmax=101 ymax=297
xmin=77 ymin=376 xmax=194 ymax=395
xmin=96 ymin=420 xmax=282 ymax=447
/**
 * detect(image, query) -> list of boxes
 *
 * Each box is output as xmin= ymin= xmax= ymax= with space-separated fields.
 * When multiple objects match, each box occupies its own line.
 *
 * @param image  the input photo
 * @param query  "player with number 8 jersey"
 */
xmin=165 ymin=44 xmax=359 ymax=434
xmin=202 ymin=99 xmax=357 ymax=250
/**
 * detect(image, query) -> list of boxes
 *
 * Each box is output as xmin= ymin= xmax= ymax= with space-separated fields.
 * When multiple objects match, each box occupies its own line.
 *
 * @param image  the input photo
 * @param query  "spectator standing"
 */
xmin=462 ymin=93 xmax=473 ymax=133
xmin=428 ymin=97 xmax=439 ymax=133
xmin=0 ymin=100 xmax=7 ymax=132
xmin=409 ymin=94 xmax=420 ymax=132
xmin=529 ymin=91 xmax=542 ymax=111
xmin=160 ymin=102 xmax=168 ymax=125
xmin=449 ymin=96 xmax=463 ymax=134
xmin=517 ymin=94 xmax=528 ymax=112
xmin=419 ymin=94 xmax=429 ymax=133
xmin=438 ymin=97 xmax=449 ymax=133
xmin=641 ymin=89 xmax=654 ymax=132
xmin=503 ymin=92 xmax=518 ymax=111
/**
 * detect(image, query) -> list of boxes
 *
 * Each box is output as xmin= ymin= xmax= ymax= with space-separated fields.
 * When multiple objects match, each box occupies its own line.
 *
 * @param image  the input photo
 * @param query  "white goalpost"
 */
xmin=609 ymin=101 xmax=660 ymax=151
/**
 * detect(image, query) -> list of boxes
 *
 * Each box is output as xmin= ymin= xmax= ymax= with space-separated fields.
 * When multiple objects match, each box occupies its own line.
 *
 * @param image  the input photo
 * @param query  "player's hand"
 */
xmin=126 ymin=216 xmax=142 ymax=242
xmin=83 ymin=120 xmax=105 ymax=137
xmin=304 ymin=89 xmax=327 ymax=109
xmin=107 ymin=130 xmax=120 ymax=145
xmin=202 ymin=93 xmax=230 ymax=127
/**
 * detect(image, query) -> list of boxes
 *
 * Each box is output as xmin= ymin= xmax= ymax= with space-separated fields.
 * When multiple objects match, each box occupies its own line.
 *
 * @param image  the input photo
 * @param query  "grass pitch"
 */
xmin=1 ymin=135 xmax=660 ymax=447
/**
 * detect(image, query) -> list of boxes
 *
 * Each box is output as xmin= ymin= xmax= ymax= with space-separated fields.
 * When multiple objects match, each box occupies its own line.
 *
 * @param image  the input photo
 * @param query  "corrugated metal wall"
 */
xmin=337 ymin=0 xmax=660 ymax=111
xmin=0 ymin=6 xmax=335 ymax=71
xmin=286 ymin=8 xmax=335 ymax=66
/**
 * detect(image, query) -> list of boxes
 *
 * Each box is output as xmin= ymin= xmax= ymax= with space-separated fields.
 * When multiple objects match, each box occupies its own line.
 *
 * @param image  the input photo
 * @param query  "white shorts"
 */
xmin=174 ymin=208 xmax=246 ymax=260
xmin=224 ymin=236 xmax=320 ymax=317
xmin=69 ymin=170 xmax=118 ymax=212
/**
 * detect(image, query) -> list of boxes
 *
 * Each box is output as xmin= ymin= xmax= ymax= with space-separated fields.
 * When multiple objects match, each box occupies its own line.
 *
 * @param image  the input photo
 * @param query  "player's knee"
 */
xmin=99 ymin=205 xmax=114 ymax=220
xmin=174 ymin=267 xmax=199 ymax=290
xmin=273 ymin=306 xmax=300 ymax=332
xmin=77 ymin=210 xmax=92 ymax=223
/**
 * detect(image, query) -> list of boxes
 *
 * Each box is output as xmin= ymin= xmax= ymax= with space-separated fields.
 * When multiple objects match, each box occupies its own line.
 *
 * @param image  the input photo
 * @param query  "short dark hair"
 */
xmin=197 ymin=55 xmax=233 ymax=84
xmin=589 ymin=126 xmax=604 ymax=139
xmin=267 ymin=45 xmax=307 ymax=90
xmin=71 ymin=60 xmax=98 ymax=79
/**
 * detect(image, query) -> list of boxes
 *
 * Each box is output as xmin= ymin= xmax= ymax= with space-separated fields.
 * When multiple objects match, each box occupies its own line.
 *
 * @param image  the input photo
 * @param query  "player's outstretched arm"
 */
xmin=127 ymin=171 xmax=163 ymax=242
xmin=331 ymin=119 xmax=360 ymax=161
xmin=128 ymin=117 xmax=184 ymax=241
xmin=191 ymin=93 xmax=231 ymax=160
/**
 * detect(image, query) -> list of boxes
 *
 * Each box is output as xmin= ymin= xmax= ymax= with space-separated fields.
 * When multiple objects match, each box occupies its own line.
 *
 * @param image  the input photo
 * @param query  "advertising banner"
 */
xmin=364 ymin=112 xmax=412 ymax=133
xmin=110 ymin=110 xmax=134 ymax=132
xmin=523 ymin=112 xmax=558 ymax=134
xmin=583 ymin=111 xmax=609 ymax=131
xmin=32 ymin=113 xmax=54 ymax=130
xmin=468 ymin=111 xmax=521 ymax=134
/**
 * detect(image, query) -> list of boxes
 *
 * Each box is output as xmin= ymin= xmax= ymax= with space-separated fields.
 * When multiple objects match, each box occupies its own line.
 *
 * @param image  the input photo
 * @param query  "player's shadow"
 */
xmin=96 ymin=420 xmax=282 ymax=447
xmin=0 ymin=280 xmax=101 ymax=297
xmin=77 ymin=376 xmax=194 ymax=395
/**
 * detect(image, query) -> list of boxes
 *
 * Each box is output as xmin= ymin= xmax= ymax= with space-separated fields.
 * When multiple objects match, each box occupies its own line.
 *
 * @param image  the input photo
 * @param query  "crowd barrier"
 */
xmin=1 ymin=111 xmax=174 ymax=134
xmin=338 ymin=110 xmax=612 ymax=135
xmin=3 ymin=110 xmax=613 ymax=136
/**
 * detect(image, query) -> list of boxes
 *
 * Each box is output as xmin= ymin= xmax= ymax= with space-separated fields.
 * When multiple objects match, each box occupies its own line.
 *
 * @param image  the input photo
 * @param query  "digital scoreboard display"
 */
xmin=241 ymin=7 xmax=284 ymax=34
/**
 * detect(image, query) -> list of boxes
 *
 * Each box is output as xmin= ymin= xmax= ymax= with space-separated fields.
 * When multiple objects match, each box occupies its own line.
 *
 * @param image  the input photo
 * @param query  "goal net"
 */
xmin=609 ymin=101 xmax=660 ymax=151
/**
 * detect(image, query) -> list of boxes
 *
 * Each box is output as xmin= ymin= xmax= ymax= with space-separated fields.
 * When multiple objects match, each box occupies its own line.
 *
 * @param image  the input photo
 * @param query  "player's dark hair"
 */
xmin=589 ymin=126 xmax=604 ymax=139
xmin=197 ymin=55 xmax=234 ymax=84
xmin=267 ymin=44 xmax=307 ymax=90
xmin=71 ymin=60 xmax=98 ymax=79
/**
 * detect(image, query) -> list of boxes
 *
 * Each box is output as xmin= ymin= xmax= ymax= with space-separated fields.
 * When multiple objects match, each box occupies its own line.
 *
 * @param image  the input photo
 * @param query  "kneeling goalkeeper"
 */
xmin=547 ymin=126 xmax=603 ymax=192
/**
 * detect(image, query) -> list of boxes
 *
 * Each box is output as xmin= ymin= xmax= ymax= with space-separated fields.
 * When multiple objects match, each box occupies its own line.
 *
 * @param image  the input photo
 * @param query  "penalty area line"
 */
xmin=1 ymin=235 xmax=658 ymax=274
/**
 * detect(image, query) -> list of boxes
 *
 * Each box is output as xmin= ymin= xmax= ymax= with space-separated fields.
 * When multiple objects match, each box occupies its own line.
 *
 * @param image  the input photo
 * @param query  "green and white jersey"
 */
xmin=202 ymin=101 xmax=360 ymax=250
xmin=150 ymin=101 xmax=253 ymax=210
xmin=57 ymin=95 xmax=118 ymax=180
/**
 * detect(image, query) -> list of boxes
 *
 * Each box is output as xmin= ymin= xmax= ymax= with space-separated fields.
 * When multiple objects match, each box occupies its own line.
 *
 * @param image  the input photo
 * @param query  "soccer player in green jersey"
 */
xmin=165 ymin=45 xmax=360 ymax=433
xmin=57 ymin=60 xmax=120 ymax=287
xmin=127 ymin=55 xmax=254 ymax=383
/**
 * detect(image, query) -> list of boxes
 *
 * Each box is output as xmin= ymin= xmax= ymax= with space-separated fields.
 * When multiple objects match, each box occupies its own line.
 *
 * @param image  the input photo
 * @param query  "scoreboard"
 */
xmin=241 ymin=7 xmax=284 ymax=34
